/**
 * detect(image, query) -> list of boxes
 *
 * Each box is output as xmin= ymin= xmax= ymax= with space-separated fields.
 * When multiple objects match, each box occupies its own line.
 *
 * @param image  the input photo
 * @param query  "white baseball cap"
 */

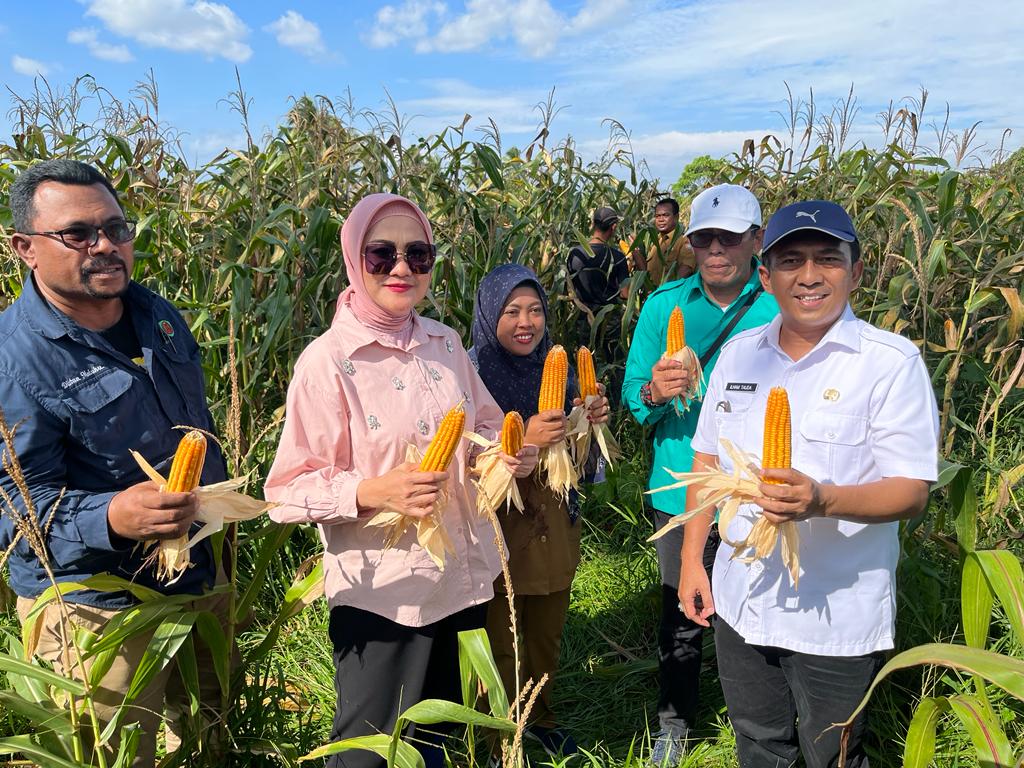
xmin=685 ymin=184 xmax=762 ymax=235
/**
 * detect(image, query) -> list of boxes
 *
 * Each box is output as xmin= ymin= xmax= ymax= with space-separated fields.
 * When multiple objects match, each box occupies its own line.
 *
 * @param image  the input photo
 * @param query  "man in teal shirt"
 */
xmin=623 ymin=184 xmax=779 ymax=762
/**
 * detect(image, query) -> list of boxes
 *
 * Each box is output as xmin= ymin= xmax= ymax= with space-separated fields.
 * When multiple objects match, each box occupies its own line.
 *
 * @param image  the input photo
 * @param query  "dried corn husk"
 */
xmin=131 ymin=449 xmax=276 ymax=583
xmin=364 ymin=443 xmax=456 ymax=570
xmin=646 ymin=438 xmax=800 ymax=587
xmin=466 ymin=431 xmax=525 ymax=516
xmin=664 ymin=346 xmax=705 ymax=414
xmin=568 ymin=395 xmax=621 ymax=470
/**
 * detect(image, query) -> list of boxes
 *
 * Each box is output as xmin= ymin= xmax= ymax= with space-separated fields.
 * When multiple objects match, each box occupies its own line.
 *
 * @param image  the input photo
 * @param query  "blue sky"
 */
xmin=2 ymin=0 xmax=1022 ymax=185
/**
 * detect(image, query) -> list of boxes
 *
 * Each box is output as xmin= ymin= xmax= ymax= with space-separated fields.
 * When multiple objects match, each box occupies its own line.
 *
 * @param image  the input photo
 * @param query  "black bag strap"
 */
xmin=698 ymin=285 xmax=764 ymax=368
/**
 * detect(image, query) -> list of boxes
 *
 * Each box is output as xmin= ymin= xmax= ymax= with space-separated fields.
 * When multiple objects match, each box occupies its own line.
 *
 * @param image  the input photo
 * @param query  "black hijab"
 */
xmin=469 ymin=264 xmax=576 ymax=418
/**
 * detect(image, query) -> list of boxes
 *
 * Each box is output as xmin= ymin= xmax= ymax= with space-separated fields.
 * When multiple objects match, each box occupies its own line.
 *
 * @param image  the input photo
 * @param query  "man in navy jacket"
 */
xmin=0 ymin=159 xmax=227 ymax=765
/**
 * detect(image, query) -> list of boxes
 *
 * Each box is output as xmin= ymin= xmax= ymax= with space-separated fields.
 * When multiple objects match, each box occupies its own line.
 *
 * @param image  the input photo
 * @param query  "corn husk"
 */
xmin=131 ymin=450 xmax=276 ymax=583
xmin=539 ymin=413 xmax=588 ymax=500
xmin=363 ymin=443 xmax=456 ymax=570
xmin=645 ymin=438 xmax=801 ymax=587
xmin=664 ymin=347 xmax=705 ymax=414
xmin=466 ymin=431 xmax=525 ymax=516
xmin=568 ymin=395 xmax=621 ymax=470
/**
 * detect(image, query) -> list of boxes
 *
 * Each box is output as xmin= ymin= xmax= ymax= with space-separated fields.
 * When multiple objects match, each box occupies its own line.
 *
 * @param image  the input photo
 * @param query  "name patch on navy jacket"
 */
xmin=726 ymin=382 xmax=758 ymax=392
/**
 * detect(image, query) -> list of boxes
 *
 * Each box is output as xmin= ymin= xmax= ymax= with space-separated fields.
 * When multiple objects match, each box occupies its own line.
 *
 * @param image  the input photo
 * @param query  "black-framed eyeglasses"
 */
xmin=688 ymin=225 xmax=759 ymax=249
xmin=21 ymin=219 xmax=137 ymax=250
xmin=362 ymin=240 xmax=437 ymax=275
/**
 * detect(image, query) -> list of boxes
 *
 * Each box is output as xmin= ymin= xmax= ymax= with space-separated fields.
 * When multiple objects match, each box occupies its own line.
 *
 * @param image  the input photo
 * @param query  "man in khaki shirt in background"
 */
xmin=644 ymin=197 xmax=695 ymax=285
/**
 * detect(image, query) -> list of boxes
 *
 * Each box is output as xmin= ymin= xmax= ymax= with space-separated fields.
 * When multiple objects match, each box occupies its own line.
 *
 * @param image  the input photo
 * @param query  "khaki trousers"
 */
xmin=485 ymin=588 xmax=572 ymax=728
xmin=17 ymin=587 xmax=231 ymax=767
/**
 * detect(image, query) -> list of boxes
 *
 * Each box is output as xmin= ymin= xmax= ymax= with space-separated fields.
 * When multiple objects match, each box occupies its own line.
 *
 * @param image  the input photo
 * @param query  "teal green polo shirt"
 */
xmin=622 ymin=264 xmax=779 ymax=515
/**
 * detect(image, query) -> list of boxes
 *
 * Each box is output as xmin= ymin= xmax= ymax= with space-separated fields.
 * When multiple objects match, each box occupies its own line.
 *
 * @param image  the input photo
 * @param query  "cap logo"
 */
xmin=712 ymin=197 xmax=720 ymax=207
xmin=795 ymin=210 xmax=820 ymax=223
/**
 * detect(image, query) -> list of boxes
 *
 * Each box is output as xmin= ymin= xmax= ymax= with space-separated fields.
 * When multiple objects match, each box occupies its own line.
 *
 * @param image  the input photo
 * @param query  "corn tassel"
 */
xmin=665 ymin=306 xmax=686 ymax=356
xmin=576 ymin=346 xmax=598 ymax=399
xmin=420 ymin=405 xmax=465 ymax=472
xmin=538 ymin=345 xmax=568 ymax=412
xmin=761 ymin=387 xmax=791 ymax=484
xmin=501 ymin=411 xmax=524 ymax=456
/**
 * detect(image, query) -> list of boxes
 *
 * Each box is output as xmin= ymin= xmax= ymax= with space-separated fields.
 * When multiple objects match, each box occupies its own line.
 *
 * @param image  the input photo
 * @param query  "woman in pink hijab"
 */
xmin=265 ymin=194 xmax=538 ymax=768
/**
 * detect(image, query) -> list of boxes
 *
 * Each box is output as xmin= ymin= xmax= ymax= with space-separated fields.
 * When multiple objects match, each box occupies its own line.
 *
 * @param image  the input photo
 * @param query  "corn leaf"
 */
xmin=300 ymin=734 xmax=425 ymax=768
xmin=971 ymin=549 xmax=1024 ymax=648
xmin=0 ymin=655 xmax=87 ymax=696
xmin=458 ymin=628 xmax=510 ymax=717
xmin=0 ymin=691 xmax=73 ymax=736
xmin=902 ymin=696 xmax=943 ymax=768
xmin=195 ymin=609 xmax=230 ymax=698
xmin=947 ymin=694 xmax=1015 ymax=767
xmin=400 ymin=699 xmax=516 ymax=732
xmin=0 ymin=736 xmax=83 ymax=768
xmin=962 ymin=553 xmax=993 ymax=649
xmin=123 ymin=611 xmax=198 ymax=704
xmin=175 ymin=633 xmax=201 ymax=719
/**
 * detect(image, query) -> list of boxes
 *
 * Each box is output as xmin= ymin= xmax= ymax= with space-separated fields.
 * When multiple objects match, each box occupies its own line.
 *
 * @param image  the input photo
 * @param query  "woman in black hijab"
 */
xmin=469 ymin=264 xmax=609 ymax=757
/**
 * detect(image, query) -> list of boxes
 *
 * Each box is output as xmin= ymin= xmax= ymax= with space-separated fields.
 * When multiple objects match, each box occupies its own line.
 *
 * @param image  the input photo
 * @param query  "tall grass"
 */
xmin=1 ymin=75 xmax=1022 ymax=766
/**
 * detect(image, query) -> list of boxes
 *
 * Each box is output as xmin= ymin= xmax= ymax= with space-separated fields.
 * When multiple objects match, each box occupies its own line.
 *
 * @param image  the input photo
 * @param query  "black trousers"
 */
xmin=651 ymin=507 xmax=719 ymax=736
xmin=714 ymin=616 xmax=884 ymax=768
xmin=327 ymin=602 xmax=488 ymax=768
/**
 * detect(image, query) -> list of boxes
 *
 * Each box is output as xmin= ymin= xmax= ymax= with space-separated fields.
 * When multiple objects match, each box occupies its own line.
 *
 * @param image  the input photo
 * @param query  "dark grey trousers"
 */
xmin=714 ymin=616 xmax=884 ymax=768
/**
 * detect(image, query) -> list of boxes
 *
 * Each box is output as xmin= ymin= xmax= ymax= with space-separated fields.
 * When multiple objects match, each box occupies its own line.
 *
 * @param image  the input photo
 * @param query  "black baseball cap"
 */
xmin=593 ymin=206 xmax=621 ymax=228
xmin=763 ymin=201 xmax=857 ymax=253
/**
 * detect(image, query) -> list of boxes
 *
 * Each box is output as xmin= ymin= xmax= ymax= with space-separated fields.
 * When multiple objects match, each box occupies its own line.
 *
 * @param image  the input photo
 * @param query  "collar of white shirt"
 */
xmin=756 ymin=303 xmax=861 ymax=358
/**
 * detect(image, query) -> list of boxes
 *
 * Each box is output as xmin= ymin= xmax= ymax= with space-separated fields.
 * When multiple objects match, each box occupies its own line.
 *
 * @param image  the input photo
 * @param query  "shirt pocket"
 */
xmin=60 ymin=368 xmax=138 ymax=458
xmin=797 ymin=411 xmax=868 ymax=484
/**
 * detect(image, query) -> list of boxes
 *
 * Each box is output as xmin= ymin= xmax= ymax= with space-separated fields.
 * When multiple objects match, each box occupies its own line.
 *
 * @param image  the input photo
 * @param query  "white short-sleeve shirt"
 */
xmin=691 ymin=305 xmax=939 ymax=655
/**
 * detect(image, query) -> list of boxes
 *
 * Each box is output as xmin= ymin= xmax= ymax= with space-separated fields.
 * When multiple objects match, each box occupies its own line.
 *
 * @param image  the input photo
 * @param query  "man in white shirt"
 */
xmin=678 ymin=200 xmax=939 ymax=768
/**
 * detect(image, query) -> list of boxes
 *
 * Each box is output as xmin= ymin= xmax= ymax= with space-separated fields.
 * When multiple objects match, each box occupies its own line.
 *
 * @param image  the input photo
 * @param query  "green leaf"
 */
xmin=0 ymin=691 xmax=73 ymax=736
xmin=972 ymin=549 xmax=1024 ymax=648
xmin=401 ymin=699 xmax=516 ymax=732
xmin=175 ymin=634 xmax=201 ymax=720
xmin=300 ymin=734 xmax=425 ymax=768
xmin=902 ymin=696 xmax=944 ymax=768
xmin=0 ymin=655 xmax=87 ymax=696
xmin=123 ymin=611 xmax=197 ymax=704
xmin=0 ymin=735 xmax=84 ymax=768
xmin=949 ymin=467 xmax=977 ymax=554
xmin=458 ymin=628 xmax=510 ymax=717
xmin=962 ymin=553 xmax=993 ymax=648
xmin=931 ymin=458 xmax=964 ymax=492
xmin=947 ymin=694 xmax=1015 ymax=767
xmin=474 ymin=143 xmax=505 ymax=190
xmin=195 ymin=609 xmax=231 ymax=699
xmin=837 ymin=643 xmax=1024 ymax=731
xmin=111 ymin=723 xmax=141 ymax=768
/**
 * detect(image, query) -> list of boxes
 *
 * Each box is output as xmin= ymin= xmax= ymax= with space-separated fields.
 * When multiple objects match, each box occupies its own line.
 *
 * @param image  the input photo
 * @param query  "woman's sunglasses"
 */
xmin=362 ymin=240 xmax=437 ymax=275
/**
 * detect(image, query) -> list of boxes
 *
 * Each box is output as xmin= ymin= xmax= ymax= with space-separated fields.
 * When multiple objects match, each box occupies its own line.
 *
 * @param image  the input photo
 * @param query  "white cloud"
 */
xmin=67 ymin=27 xmax=134 ymax=62
xmin=264 ymin=10 xmax=326 ymax=57
xmin=368 ymin=0 xmax=626 ymax=58
xmin=84 ymin=0 xmax=252 ymax=62
xmin=11 ymin=55 xmax=49 ymax=76
xmin=366 ymin=1 xmax=446 ymax=49
xmin=399 ymin=79 xmax=546 ymax=135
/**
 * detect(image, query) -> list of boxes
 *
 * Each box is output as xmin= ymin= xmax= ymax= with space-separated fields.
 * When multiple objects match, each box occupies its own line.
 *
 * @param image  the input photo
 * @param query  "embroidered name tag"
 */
xmin=726 ymin=382 xmax=757 ymax=392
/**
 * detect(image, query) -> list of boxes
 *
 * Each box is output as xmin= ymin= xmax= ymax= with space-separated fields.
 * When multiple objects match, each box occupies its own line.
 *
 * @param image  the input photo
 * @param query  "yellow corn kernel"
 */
xmin=420 ymin=405 xmax=466 ymax=472
xmin=501 ymin=411 xmax=524 ymax=456
xmin=762 ymin=387 xmax=791 ymax=484
xmin=666 ymin=306 xmax=686 ymax=355
xmin=577 ymin=346 xmax=598 ymax=399
xmin=538 ymin=345 xmax=568 ymax=412
xmin=165 ymin=431 xmax=207 ymax=493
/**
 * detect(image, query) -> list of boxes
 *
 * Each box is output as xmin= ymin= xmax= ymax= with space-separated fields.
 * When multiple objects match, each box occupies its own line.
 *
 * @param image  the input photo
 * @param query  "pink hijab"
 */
xmin=337 ymin=193 xmax=434 ymax=334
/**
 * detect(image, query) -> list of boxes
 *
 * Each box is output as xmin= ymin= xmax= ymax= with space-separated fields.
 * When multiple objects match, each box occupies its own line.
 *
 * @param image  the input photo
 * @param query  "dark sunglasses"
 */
xmin=23 ymin=219 xmax=137 ymax=250
xmin=688 ymin=226 xmax=758 ymax=249
xmin=362 ymin=240 xmax=437 ymax=275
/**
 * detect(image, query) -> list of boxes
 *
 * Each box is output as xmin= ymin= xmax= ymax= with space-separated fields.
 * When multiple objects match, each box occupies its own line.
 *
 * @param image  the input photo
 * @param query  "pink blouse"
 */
xmin=264 ymin=305 xmax=505 ymax=627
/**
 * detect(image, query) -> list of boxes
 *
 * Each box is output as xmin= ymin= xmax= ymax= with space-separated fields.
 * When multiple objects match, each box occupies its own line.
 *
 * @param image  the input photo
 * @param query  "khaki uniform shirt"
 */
xmin=646 ymin=226 xmax=695 ymax=285
xmin=494 ymin=475 xmax=582 ymax=596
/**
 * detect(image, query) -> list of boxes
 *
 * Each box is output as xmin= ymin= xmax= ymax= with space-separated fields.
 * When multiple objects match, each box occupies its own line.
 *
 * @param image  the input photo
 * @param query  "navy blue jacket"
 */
xmin=0 ymin=276 xmax=227 ymax=608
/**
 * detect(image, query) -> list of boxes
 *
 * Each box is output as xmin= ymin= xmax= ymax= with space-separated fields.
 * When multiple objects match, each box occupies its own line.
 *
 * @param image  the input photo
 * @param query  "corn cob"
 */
xmin=538 ymin=345 xmax=568 ymax=412
xmin=420 ymin=405 xmax=466 ymax=472
xmin=666 ymin=306 xmax=685 ymax=356
xmin=165 ymin=431 xmax=206 ymax=492
xmin=501 ymin=411 xmax=524 ymax=456
xmin=762 ymin=387 xmax=791 ymax=483
xmin=576 ymin=346 xmax=598 ymax=399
